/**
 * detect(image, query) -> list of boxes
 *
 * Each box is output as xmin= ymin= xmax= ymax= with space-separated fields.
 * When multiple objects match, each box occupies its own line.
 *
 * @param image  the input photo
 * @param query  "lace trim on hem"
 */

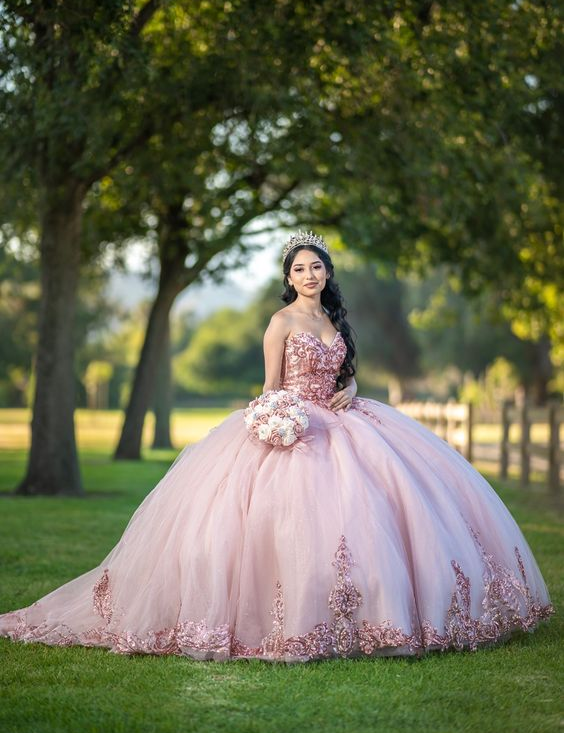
xmin=4 ymin=531 xmax=553 ymax=661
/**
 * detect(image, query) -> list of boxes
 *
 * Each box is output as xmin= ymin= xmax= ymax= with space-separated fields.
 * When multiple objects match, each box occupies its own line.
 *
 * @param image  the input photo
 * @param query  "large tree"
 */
xmin=1 ymin=1 xmax=169 ymax=493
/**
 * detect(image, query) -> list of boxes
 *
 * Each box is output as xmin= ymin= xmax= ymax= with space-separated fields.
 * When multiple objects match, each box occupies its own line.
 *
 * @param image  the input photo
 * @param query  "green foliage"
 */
xmin=173 ymin=282 xmax=280 ymax=397
xmin=333 ymin=254 xmax=422 ymax=383
xmin=310 ymin=2 xmax=563 ymax=361
xmin=407 ymin=272 xmax=532 ymax=377
xmin=0 ymin=247 xmax=39 ymax=405
xmin=1 ymin=0 xmax=561 ymax=415
xmin=0 ymin=247 xmax=117 ymax=407
xmin=459 ymin=357 xmax=521 ymax=409
xmin=406 ymin=271 xmax=560 ymax=401
xmin=174 ymin=308 xmax=261 ymax=395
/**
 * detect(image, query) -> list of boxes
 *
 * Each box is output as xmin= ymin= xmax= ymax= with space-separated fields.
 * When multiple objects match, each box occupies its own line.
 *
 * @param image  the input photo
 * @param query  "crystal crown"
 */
xmin=282 ymin=230 xmax=329 ymax=262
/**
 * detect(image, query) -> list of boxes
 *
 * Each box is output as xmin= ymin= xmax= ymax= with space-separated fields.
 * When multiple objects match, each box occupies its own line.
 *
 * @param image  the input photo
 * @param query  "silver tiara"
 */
xmin=282 ymin=230 xmax=329 ymax=262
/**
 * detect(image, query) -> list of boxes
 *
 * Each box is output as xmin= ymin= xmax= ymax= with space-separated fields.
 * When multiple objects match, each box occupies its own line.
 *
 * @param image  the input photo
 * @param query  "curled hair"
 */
xmin=281 ymin=244 xmax=356 ymax=390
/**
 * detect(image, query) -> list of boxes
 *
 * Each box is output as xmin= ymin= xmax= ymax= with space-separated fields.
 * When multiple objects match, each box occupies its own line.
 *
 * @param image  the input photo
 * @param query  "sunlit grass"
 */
xmin=0 ymin=407 xmax=232 ymax=452
xmin=1 ymin=407 xmax=552 ymax=450
xmin=2 ymin=408 xmax=555 ymax=488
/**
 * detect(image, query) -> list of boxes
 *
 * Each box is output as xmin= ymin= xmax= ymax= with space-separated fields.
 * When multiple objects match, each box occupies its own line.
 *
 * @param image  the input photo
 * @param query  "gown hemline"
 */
xmin=1 ymin=530 xmax=553 ymax=663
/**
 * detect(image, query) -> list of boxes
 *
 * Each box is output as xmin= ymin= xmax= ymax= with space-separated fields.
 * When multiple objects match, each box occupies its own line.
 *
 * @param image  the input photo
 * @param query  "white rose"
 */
xmin=282 ymin=431 xmax=296 ymax=446
xmin=257 ymin=424 xmax=272 ymax=441
xmin=268 ymin=415 xmax=284 ymax=429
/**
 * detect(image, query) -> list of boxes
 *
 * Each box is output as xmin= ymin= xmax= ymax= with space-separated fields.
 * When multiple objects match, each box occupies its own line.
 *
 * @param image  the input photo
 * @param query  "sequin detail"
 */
xmin=280 ymin=332 xmax=347 ymax=404
xmin=328 ymin=535 xmax=363 ymax=655
xmin=279 ymin=332 xmax=382 ymax=423
xmin=93 ymin=569 xmax=112 ymax=623
xmin=350 ymin=397 xmax=383 ymax=424
xmin=261 ymin=581 xmax=285 ymax=657
xmin=5 ymin=530 xmax=552 ymax=661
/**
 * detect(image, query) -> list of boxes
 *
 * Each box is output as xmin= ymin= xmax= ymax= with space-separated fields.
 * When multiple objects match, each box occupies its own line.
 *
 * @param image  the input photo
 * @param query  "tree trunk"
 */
xmin=114 ymin=281 xmax=178 ymax=460
xmin=17 ymin=184 xmax=85 ymax=496
xmin=151 ymin=315 xmax=174 ymax=450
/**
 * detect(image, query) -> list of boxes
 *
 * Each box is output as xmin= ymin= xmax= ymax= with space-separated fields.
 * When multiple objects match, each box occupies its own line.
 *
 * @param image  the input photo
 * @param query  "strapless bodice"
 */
xmin=279 ymin=331 xmax=347 ymax=403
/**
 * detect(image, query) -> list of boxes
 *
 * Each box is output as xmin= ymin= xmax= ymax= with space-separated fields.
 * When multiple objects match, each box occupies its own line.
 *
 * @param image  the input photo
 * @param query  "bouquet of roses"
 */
xmin=244 ymin=390 xmax=309 ymax=447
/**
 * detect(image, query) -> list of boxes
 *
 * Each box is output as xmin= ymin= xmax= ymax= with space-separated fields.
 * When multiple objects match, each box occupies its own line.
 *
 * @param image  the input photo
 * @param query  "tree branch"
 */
xmin=83 ymin=120 xmax=155 ymax=186
xmin=130 ymin=0 xmax=161 ymax=39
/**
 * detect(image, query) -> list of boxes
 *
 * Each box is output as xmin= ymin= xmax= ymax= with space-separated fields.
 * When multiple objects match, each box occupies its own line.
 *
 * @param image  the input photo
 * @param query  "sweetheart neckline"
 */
xmin=285 ymin=331 xmax=342 ymax=350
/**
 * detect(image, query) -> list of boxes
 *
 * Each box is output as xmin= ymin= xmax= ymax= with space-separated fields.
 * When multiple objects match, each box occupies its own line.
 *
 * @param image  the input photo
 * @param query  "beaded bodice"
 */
xmin=279 ymin=331 xmax=347 ymax=403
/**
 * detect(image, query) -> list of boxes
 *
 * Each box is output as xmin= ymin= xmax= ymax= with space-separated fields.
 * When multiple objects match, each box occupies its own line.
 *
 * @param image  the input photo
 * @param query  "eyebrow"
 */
xmin=292 ymin=260 xmax=322 ymax=267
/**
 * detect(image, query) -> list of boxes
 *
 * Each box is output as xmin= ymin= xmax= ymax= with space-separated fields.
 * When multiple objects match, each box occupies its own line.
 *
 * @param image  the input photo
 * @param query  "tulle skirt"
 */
xmin=0 ymin=398 xmax=553 ymax=662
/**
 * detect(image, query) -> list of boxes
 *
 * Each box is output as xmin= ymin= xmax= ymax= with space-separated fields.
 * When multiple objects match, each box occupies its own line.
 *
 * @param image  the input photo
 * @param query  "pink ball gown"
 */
xmin=0 ymin=332 xmax=553 ymax=661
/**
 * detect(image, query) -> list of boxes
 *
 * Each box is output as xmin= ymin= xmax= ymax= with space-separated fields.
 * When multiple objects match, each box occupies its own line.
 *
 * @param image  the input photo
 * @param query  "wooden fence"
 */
xmin=396 ymin=399 xmax=562 ymax=492
xmin=500 ymin=401 xmax=563 ymax=493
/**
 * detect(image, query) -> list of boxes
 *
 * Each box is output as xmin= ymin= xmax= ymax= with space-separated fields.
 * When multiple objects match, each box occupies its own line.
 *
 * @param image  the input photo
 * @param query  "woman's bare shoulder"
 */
xmin=265 ymin=308 xmax=293 ymax=340
xmin=270 ymin=305 xmax=294 ymax=322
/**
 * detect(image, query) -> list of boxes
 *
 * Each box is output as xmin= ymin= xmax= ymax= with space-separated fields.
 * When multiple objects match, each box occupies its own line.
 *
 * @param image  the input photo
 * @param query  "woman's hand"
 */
xmin=329 ymin=384 xmax=356 ymax=412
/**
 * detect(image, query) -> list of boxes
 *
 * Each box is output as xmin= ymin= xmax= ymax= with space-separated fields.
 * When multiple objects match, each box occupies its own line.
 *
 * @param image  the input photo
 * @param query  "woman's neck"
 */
xmin=291 ymin=295 xmax=324 ymax=319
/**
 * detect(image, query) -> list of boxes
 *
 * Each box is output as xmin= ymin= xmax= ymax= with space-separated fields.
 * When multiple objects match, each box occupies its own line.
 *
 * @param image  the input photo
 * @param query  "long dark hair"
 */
xmin=281 ymin=244 xmax=356 ymax=390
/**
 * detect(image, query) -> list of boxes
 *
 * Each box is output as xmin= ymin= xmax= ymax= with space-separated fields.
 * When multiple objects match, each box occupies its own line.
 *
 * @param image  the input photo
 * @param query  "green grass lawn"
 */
xmin=0 ymin=409 xmax=562 ymax=733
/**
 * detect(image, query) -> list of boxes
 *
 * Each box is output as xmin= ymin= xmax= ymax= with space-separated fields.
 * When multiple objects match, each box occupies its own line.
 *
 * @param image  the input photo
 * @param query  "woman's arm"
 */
xmin=346 ymin=375 xmax=358 ymax=397
xmin=262 ymin=312 xmax=289 ymax=392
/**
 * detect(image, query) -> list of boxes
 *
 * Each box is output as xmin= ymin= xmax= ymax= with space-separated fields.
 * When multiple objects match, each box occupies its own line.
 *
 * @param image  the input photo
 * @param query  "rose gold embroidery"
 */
xmin=283 ymin=624 xmax=334 ymax=659
xmin=350 ymin=397 xmax=382 ymax=424
xmin=472 ymin=527 xmax=526 ymax=642
xmin=445 ymin=560 xmax=476 ymax=650
xmin=4 ymin=530 xmax=553 ymax=661
xmin=420 ymin=619 xmax=448 ymax=649
xmin=177 ymin=620 xmax=232 ymax=656
xmin=93 ymin=569 xmax=112 ymax=623
xmin=114 ymin=627 xmax=179 ymax=655
xmin=280 ymin=332 xmax=347 ymax=404
xmin=514 ymin=547 xmax=553 ymax=629
xmin=359 ymin=620 xmax=413 ymax=653
xmin=328 ymin=535 xmax=363 ymax=655
xmin=230 ymin=638 xmax=260 ymax=657
xmin=261 ymin=581 xmax=285 ymax=657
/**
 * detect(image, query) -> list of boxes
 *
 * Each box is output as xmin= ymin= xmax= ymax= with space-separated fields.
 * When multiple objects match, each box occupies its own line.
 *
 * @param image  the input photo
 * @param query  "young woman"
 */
xmin=0 ymin=231 xmax=553 ymax=662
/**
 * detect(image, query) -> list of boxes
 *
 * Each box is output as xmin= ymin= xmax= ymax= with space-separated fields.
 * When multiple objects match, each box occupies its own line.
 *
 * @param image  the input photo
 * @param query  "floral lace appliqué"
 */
xmin=6 ymin=530 xmax=553 ymax=661
xmin=328 ymin=535 xmax=363 ymax=654
xmin=93 ymin=568 xmax=112 ymax=623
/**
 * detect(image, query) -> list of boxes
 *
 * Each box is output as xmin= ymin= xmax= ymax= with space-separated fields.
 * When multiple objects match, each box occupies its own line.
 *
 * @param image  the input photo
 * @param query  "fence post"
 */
xmin=548 ymin=403 xmax=560 ymax=493
xmin=520 ymin=403 xmax=530 ymax=487
xmin=500 ymin=400 xmax=510 ymax=480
